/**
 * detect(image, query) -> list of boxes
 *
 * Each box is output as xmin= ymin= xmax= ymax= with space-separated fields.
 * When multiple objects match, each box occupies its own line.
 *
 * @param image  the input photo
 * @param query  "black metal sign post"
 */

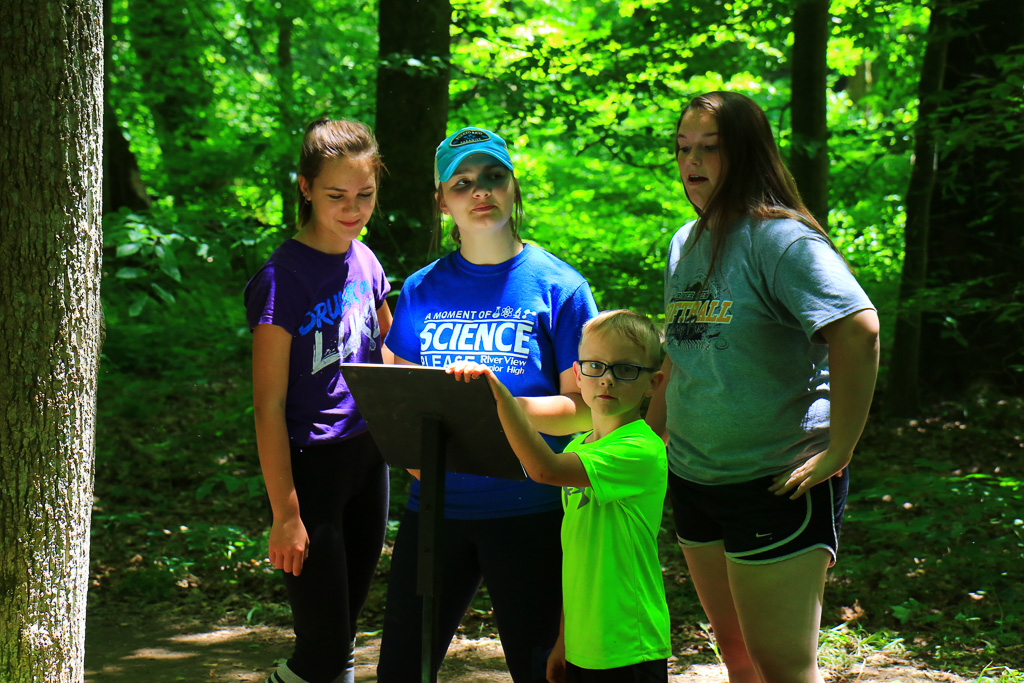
xmin=339 ymin=364 xmax=525 ymax=683
xmin=418 ymin=414 xmax=445 ymax=683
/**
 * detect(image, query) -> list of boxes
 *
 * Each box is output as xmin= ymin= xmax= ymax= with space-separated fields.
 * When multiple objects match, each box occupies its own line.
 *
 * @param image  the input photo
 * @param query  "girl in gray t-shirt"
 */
xmin=647 ymin=91 xmax=879 ymax=683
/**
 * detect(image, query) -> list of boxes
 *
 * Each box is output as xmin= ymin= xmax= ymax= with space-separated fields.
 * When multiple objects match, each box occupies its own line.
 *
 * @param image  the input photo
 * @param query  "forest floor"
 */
xmin=86 ymin=388 xmax=1023 ymax=683
xmin=84 ymin=606 xmax=973 ymax=683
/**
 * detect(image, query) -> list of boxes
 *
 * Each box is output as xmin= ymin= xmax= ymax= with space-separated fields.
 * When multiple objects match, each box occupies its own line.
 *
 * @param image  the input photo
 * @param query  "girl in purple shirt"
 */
xmin=244 ymin=118 xmax=393 ymax=683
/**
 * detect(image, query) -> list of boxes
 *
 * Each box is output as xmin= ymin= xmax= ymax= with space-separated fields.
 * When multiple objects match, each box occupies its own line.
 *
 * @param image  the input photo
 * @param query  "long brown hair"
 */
xmin=676 ymin=92 xmax=833 ymax=271
xmin=297 ymin=117 xmax=384 ymax=228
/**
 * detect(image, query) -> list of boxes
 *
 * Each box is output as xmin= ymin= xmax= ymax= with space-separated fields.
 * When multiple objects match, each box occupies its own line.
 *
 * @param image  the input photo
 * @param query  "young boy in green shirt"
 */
xmin=448 ymin=309 xmax=671 ymax=682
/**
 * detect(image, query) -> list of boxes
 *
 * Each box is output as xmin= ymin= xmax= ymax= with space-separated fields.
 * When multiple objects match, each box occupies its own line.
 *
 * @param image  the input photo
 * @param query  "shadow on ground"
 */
xmin=85 ymin=617 xmax=971 ymax=683
xmin=84 ymin=618 xmax=512 ymax=683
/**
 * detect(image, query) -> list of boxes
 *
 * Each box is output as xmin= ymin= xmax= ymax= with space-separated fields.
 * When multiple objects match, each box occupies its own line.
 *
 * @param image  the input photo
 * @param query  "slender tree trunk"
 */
xmin=0 ymin=1 xmax=104 ymax=681
xmin=128 ymin=0 xmax=214 ymax=202
xmin=103 ymin=0 xmax=150 ymax=215
xmin=103 ymin=104 xmax=152 ymax=215
xmin=886 ymin=2 xmax=951 ymax=416
xmin=277 ymin=12 xmax=296 ymax=232
xmin=790 ymin=0 xmax=830 ymax=228
xmin=921 ymin=0 xmax=1024 ymax=393
xmin=371 ymin=0 xmax=451 ymax=270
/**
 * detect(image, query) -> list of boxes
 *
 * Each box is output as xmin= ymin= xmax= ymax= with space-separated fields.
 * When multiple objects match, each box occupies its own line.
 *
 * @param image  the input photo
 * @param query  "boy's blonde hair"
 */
xmin=581 ymin=310 xmax=662 ymax=369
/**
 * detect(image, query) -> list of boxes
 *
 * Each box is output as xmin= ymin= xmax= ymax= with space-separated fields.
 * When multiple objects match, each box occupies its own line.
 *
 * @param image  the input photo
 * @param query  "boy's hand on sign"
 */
xmin=445 ymin=360 xmax=506 ymax=402
xmin=445 ymin=360 xmax=493 ymax=382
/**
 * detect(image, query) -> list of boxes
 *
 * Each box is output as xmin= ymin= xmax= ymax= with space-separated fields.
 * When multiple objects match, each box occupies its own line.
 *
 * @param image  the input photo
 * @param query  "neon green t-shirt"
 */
xmin=561 ymin=419 xmax=671 ymax=670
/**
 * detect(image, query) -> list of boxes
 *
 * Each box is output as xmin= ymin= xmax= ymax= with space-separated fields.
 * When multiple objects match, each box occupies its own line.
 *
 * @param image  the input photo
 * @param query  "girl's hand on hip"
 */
xmin=769 ymin=448 xmax=851 ymax=500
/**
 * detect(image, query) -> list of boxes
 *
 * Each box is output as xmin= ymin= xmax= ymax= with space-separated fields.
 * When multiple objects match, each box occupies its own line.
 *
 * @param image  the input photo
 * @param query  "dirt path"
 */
xmin=85 ymin=620 xmax=510 ymax=683
xmin=84 ymin=619 xmax=970 ymax=683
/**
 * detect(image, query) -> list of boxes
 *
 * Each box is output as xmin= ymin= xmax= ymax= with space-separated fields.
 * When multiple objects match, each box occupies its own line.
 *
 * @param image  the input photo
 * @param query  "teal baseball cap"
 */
xmin=434 ymin=127 xmax=514 ymax=186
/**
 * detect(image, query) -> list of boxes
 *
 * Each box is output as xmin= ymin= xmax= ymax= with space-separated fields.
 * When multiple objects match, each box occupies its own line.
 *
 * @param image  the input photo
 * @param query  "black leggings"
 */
xmin=282 ymin=433 xmax=389 ymax=682
xmin=376 ymin=507 xmax=563 ymax=682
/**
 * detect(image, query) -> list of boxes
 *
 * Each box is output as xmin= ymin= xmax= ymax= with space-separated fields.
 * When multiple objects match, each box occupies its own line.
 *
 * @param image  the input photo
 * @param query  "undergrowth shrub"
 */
xmin=88 ymin=205 xmax=1023 ymax=676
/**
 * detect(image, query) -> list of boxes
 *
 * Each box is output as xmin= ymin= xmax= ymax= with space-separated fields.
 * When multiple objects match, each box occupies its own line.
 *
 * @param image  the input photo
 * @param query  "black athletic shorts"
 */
xmin=668 ymin=467 xmax=848 ymax=566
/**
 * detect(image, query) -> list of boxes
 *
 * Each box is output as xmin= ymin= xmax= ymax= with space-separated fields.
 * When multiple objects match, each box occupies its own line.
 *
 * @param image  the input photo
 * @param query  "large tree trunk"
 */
xmin=789 ymin=0 xmax=830 ymax=228
xmin=886 ymin=1 xmax=951 ymax=416
xmin=371 ymin=0 xmax=451 ymax=271
xmin=0 ymin=1 xmax=105 ymax=681
xmin=921 ymin=0 xmax=1024 ymax=393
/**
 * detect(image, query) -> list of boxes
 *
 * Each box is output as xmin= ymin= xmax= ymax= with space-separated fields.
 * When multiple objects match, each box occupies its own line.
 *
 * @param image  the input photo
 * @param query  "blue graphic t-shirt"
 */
xmin=386 ymin=244 xmax=598 ymax=519
xmin=244 ymin=239 xmax=390 ymax=446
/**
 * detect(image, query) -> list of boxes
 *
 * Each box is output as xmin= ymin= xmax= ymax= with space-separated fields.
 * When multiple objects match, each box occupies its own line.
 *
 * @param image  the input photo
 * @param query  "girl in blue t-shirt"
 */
xmin=647 ymin=92 xmax=880 ymax=683
xmin=376 ymin=127 xmax=598 ymax=682
xmin=244 ymin=118 xmax=393 ymax=683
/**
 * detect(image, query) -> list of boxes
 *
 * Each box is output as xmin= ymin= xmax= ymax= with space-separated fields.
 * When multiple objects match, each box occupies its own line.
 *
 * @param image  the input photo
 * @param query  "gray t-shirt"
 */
xmin=663 ymin=217 xmax=874 ymax=485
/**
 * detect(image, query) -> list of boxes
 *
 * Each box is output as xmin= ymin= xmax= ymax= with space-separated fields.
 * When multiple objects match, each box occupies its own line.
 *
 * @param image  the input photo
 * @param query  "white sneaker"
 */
xmin=265 ymin=659 xmax=354 ymax=683
xmin=266 ymin=662 xmax=307 ymax=683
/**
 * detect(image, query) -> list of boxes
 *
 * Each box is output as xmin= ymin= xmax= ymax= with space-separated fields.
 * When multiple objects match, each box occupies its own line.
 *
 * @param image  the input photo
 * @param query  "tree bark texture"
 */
xmin=371 ymin=0 xmax=451 ymax=271
xmin=789 ymin=0 xmax=830 ymax=229
xmin=886 ymin=1 xmax=950 ymax=415
xmin=922 ymin=0 xmax=1024 ymax=393
xmin=0 ymin=1 xmax=104 ymax=681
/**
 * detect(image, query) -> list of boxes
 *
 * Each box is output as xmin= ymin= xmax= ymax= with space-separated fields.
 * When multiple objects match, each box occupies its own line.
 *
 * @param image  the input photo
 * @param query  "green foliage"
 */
xmin=91 ymin=204 xmax=279 ymax=611
xmin=817 ymin=624 xmax=907 ymax=671
xmin=104 ymin=211 xmax=195 ymax=316
xmin=830 ymin=394 xmax=1024 ymax=669
xmin=669 ymin=397 xmax=1024 ymax=676
xmin=655 ymin=394 xmax=1024 ymax=675
xmin=108 ymin=0 xmax=379 ymax=216
xmin=105 ymin=0 xmax=931 ymax=325
xmin=90 ymin=1 xmax=1023 ymax=679
xmin=428 ymin=0 xmax=930 ymax=328
xmin=976 ymin=666 xmax=1024 ymax=683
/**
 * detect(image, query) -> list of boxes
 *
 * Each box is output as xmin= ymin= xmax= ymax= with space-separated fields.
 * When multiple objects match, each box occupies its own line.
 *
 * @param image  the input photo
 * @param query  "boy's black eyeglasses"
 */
xmin=577 ymin=360 xmax=656 ymax=381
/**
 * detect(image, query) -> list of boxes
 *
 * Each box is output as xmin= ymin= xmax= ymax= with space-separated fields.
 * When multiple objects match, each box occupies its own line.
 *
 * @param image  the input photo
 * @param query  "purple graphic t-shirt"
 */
xmin=244 ymin=239 xmax=390 ymax=446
